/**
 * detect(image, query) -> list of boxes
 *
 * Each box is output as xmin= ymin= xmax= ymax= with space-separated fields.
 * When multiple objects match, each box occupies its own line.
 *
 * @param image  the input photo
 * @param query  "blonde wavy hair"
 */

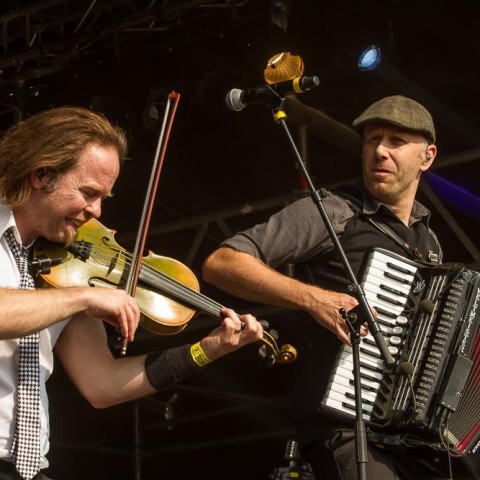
xmin=0 ymin=106 xmax=128 ymax=207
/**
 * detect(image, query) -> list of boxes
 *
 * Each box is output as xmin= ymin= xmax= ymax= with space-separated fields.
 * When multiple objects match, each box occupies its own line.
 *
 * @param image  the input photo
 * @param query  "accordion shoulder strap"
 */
xmin=364 ymin=216 xmax=428 ymax=263
xmin=334 ymin=186 xmax=436 ymax=265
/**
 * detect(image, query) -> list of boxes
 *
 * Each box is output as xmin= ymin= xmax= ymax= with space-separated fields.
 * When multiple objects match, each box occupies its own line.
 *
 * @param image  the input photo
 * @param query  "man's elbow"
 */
xmin=202 ymin=251 xmax=221 ymax=285
xmin=80 ymin=386 xmax=120 ymax=410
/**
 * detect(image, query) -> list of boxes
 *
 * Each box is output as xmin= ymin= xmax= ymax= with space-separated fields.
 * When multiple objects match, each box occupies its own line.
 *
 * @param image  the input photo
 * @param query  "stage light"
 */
xmin=358 ymin=45 xmax=381 ymax=71
xmin=424 ymin=172 xmax=480 ymax=221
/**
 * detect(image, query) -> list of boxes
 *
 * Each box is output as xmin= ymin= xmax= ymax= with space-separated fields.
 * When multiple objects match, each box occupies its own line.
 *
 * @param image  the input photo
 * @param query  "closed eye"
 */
xmin=81 ymin=189 xmax=114 ymax=201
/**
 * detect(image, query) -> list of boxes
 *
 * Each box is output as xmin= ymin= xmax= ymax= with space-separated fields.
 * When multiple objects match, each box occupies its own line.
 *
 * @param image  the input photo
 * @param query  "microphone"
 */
xmin=225 ymin=75 xmax=320 ymax=111
xmin=30 ymin=255 xmax=64 ymax=277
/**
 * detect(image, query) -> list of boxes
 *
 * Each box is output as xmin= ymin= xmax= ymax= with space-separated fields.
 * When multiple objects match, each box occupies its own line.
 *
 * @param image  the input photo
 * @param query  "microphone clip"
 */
xmin=339 ymin=305 xmax=367 ymax=334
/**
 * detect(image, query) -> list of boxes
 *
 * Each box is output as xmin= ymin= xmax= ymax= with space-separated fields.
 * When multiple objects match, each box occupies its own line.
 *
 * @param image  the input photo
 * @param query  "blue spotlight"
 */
xmin=358 ymin=45 xmax=382 ymax=71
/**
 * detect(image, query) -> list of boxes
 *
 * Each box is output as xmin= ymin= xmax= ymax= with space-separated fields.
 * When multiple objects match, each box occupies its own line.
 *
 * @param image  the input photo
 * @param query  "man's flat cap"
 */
xmin=352 ymin=95 xmax=436 ymax=143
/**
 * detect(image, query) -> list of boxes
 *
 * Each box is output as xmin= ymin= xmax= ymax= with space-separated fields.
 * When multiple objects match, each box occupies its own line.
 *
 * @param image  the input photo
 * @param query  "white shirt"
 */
xmin=0 ymin=202 xmax=70 ymax=468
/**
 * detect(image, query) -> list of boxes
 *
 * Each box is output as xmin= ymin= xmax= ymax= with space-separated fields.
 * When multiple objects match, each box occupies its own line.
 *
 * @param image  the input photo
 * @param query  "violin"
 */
xmin=33 ymin=219 xmax=297 ymax=366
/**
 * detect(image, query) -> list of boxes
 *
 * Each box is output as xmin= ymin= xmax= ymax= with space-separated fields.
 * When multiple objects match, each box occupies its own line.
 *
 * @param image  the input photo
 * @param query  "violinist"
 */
xmin=0 ymin=106 xmax=263 ymax=480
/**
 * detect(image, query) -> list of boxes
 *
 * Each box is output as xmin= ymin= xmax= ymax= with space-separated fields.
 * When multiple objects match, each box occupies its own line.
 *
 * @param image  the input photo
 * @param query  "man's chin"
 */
xmin=48 ymin=228 xmax=77 ymax=247
xmin=64 ymin=228 xmax=77 ymax=247
xmin=367 ymin=182 xmax=394 ymax=203
xmin=367 ymin=180 xmax=386 ymax=193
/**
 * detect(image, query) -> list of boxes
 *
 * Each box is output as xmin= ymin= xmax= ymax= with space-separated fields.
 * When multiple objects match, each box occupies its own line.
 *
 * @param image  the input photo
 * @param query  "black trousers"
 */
xmin=302 ymin=430 xmax=475 ymax=480
xmin=0 ymin=461 xmax=52 ymax=480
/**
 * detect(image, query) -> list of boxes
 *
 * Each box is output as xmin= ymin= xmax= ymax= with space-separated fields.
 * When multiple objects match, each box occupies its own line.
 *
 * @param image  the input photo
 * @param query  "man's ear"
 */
xmin=30 ymin=168 xmax=48 ymax=187
xmin=421 ymin=145 xmax=437 ymax=171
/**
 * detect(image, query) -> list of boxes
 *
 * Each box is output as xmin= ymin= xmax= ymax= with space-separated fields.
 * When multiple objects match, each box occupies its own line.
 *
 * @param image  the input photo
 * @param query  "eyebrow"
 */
xmin=104 ymin=192 xmax=115 ymax=199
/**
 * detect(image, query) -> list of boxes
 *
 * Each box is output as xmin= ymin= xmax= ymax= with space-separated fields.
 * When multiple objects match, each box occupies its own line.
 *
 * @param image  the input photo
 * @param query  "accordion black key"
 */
xmin=322 ymin=247 xmax=480 ymax=459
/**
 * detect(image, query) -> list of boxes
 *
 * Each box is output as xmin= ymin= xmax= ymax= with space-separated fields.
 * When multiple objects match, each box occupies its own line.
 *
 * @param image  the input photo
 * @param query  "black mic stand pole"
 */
xmin=340 ymin=307 xmax=368 ymax=480
xmin=269 ymin=98 xmax=395 ymax=480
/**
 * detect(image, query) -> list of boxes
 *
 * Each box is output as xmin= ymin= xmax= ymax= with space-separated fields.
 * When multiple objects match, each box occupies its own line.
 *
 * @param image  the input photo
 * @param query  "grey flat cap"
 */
xmin=352 ymin=95 xmax=436 ymax=143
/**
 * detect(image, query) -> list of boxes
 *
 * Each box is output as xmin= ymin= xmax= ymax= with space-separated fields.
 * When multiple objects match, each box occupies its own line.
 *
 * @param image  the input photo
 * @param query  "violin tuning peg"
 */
xmin=265 ymin=356 xmax=276 ymax=368
xmin=259 ymin=319 xmax=270 ymax=330
xmin=258 ymin=344 xmax=267 ymax=360
xmin=258 ymin=344 xmax=276 ymax=367
xmin=269 ymin=329 xmax=279 ymax=340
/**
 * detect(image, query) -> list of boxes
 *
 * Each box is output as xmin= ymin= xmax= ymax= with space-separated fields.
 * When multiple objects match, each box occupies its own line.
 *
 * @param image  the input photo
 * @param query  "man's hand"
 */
xmin=306 ymin=287 xmax=370 ymax=344
xmin=199 ymin=307 xmax=263 ymax=361
xmin=84 ymin=287 xmax=140 ymax=342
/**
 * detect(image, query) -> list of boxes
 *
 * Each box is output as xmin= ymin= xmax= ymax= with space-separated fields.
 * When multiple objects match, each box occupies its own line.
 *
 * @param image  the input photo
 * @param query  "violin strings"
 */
xmin=88 ymin=243 xmax=224 ymax=318
xmin=142 ymin=264 xmax=223 ymax=317
xmin=77 ymin=243 xmax=278 ymax=356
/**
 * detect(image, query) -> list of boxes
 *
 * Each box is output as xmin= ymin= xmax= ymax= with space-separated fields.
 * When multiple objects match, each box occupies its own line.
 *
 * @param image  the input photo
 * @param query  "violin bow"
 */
xmin=121 ymin=91 xmax=181 ymax=356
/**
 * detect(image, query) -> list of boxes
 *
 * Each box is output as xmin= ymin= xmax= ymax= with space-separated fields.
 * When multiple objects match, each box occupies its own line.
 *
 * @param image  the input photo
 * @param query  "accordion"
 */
xmin=322 ymin=247 xmax=480 ymax=460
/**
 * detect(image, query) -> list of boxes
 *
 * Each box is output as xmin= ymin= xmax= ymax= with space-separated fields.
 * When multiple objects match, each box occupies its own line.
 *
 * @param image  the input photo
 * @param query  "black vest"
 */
xmin=308 ymin=206 xmax=439 ymax=292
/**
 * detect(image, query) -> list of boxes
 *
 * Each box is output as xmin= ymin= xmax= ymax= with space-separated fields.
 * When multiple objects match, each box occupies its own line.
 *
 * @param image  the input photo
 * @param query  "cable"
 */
xmin=439 ymin=421 xmax=454 ymax=480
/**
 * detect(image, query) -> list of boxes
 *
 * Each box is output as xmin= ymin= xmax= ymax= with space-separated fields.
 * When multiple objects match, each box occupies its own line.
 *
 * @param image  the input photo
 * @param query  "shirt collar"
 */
xmin=0 ymin=201 xmax=18 ymax=239
xmin=358 ymin=183 xmax=432 ymax=227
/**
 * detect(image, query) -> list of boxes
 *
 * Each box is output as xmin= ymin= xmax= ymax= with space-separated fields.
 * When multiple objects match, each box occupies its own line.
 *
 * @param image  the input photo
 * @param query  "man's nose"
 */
xmin=375 ymin=142 xmax=390 ymax=159
xmin=85 ymin=198 xmax=102 ymax=218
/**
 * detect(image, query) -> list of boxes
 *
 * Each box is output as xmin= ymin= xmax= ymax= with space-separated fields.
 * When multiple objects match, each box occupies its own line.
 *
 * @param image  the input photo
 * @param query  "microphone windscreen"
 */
xmin=225 ymin=89 xmax=244 ymax=111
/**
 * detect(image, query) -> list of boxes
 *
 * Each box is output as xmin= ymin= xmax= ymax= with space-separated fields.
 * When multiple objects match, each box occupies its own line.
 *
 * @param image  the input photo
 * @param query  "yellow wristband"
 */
xmin=190 ymin=342 xmax=212 ymax=367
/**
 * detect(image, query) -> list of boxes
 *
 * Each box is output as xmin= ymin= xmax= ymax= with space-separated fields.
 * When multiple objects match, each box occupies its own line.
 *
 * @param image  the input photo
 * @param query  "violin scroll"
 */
xmin=258 ymin=320 xmax=297 ymax=367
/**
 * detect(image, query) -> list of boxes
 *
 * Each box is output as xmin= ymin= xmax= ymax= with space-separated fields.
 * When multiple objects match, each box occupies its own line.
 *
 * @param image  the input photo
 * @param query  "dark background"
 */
xmin=1 ymin=1 xmax=480 ymax=479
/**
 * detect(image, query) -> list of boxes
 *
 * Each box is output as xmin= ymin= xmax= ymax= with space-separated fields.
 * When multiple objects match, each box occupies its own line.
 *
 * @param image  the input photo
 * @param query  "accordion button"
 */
xmin=390 ymin=336 xmax=402 ymax=346
xmin=388 ymin=346 xmax=399 ymax=355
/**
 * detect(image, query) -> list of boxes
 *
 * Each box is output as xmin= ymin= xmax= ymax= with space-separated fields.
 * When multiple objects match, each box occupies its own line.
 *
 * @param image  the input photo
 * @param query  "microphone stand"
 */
xmin=269 ymin=98 xmax=395 ymax=480
xmin=340 ymin=307 xmax=368 ymax=479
